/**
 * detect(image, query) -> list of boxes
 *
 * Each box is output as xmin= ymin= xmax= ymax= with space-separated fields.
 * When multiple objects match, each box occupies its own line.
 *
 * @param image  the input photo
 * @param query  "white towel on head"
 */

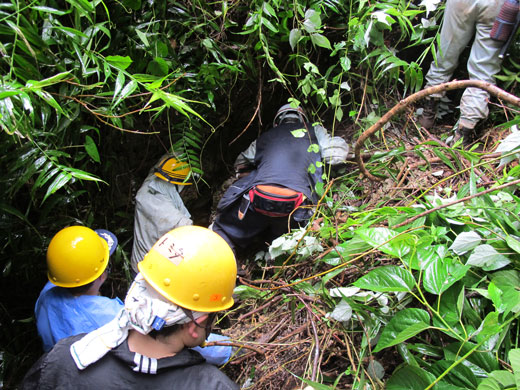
xmin=70 ymin=273 xmax=206 ymax=370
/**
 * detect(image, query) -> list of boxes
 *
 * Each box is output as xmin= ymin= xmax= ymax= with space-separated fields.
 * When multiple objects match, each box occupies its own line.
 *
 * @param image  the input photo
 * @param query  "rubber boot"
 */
xmin=418 ymin=98 xmax=439 ymax=129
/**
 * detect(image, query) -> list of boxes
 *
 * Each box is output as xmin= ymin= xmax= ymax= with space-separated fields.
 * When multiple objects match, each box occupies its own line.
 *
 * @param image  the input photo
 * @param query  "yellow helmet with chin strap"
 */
xmin=46 ymin=226 xmax=110 ymax=287
xmin=154 ymin=156 xmax=192 ymax=185
xmin=137 ymin=225 xmax=237 ymax=312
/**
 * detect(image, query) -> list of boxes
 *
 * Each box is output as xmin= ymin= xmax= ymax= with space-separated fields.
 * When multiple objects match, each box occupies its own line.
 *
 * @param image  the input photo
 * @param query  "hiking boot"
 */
xmin=451 ymin=125 xmax=475 ymax=148
xmin=418 ymin=98 xmax=439 ymax=129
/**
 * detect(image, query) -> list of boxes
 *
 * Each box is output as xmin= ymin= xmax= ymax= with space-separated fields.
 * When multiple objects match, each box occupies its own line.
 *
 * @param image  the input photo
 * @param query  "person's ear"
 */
xmin=186 ymin=314 xmax=208 ymax=339
xmin=185 ymin=321 xmax=199 ymax=338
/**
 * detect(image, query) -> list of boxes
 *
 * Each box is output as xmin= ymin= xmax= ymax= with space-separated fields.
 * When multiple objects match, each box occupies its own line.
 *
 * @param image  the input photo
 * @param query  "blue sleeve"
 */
xmin=192 ymin=333 xmax=233 ymax=366
xmin=35 ymin=289 xmax=124 ymax=352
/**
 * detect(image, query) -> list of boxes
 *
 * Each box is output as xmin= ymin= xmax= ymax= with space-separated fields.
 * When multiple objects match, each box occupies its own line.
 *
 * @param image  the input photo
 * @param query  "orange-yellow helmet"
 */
xmin=154 ymin=156 xmax=192 ymax=185
xmin=46 ymin=226 xmax=109 ymax=287
xmin=138 ymin=225 xmax=237 ymax=312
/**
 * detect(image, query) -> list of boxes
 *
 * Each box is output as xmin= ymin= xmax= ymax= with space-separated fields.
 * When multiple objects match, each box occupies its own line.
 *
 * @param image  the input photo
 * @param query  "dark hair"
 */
xmin=68 ymin=281 xmax=95 ymax=295
xmin=148 ymin=324 xmax=182 ymax=340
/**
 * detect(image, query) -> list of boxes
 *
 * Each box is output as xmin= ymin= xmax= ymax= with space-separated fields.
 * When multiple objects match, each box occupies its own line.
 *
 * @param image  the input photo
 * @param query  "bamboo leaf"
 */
xmin=26 ymin=71 xmax=72 ymax=89
xmin=106 ymin=55 xmax=133 ymax=70
xmin=42 ymin=171 xmax=72 ymax=203
xmin=84 ymin=135 xmax=100 ymax=163
xmin=112 ymin=80 xmax=137 ymax=108
xmin=31 ymin=6 xmax=69 ymax=15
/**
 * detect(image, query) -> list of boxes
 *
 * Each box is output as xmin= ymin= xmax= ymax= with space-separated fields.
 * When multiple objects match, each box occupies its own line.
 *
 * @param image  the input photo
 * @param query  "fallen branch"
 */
xmin=354 ymin=80 xmax=520 ymax=181
xmin=393 ymin=178 xmax=520 ymax=228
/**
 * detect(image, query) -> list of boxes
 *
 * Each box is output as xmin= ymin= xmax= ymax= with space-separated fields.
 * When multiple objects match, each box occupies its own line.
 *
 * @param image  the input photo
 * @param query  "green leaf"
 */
xmin=353 ymin=265 xmax=415 ymax=292
xmin=106 ymin=55 xmax=133 ymax=70
xmin=291 ymin=129 xmax=306 ymax=138
xmin=135 ymin=29 xmax=149 ymax=47
xmin=356 ymin=227 xmax=411 ymax=258
xmin=233 ymin=285 xmax=268 ymax=300
xmin=65 ymin=167 xmax=104 ymax=182
xmin=307 ymin=144 xmax=320 ymax=153
xmin=42 ymin=171 xmax=72 ymax=203
xmin=0 ymin=90 xmax=22 ymax=99
xmin=386 ymin=365 xmax=436 ymax=390
xmin=374 ymin=308 xmax=430 ymax=352
xmin=478 ymin=372 xmax=515 ymax=390
xmin=466 ymin=245 xmax=510 ymax=271
xmin=423 ymin=257 xmax=470 ymax=295
xmin=506 ymin=236 xmax=520 ymax=254
xmin=449 ymin=231 xmax=482 ymax=255
xmin=26 ymin=71 xmax=72 ymax=89
xmin=479 ymin=312 xmax=501 ymax=337
xmin=289 ymin=29 xmax=301 ymax=51
xmin=510 ymin=348 xmax=520 ymax=388
xmin=303 ymin=9 xmax=321 ymax=33
xmin=491 ymin=269 xmax=520 ymax=287
xmin=431 ymin=360 xmax=478 ymax=389
xmin=53 ymin=26 xmax=89 ymax=39
xmin=310 ymin=33 xmax=332 ymax=50
xmin=262 ymin=18 xmax=279 ymax=33
xmin=31 ymin=6 xmax=69 ymax=15
xmin=113 ymin=71 xmax=125 ymax=101
xmin=32 ymin=89 xmax=65 ymax=115
xmin=445 ymin=342 xmax=500 ymax=374
xmin=439 ymin=285 xmax=464 ymax=326
xmin=122 ymin=0 xmax=141 ymax=10
xmin=84 ymin=136 xmax=100 ymax=163
xmin=112 ymin=80 xmax=137 ymax=108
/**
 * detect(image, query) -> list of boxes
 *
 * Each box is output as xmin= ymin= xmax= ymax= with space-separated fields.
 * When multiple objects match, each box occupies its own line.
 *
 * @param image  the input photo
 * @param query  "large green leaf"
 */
xmin=386 ymin=365 xmax=436 ymax=390
xmin=430 ymin=360 xmax=478 ymax=389
xmin=374 ymin=308 xmax=431 ymax=352
xmin=353 ymin=265 xmax=415 ymax=292
xmin=466 ymin=245 xmax=510 ymax=271
xmin=477 ymin=372 xmax=515 ymax=390
xmin=356 ymin=227 xmax=412 ymax=258
xmin=423 ymin=257 xmax=470 ymax=295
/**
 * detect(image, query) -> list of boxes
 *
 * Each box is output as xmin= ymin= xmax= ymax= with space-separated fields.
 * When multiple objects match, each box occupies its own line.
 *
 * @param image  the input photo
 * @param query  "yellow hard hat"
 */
xmin=46 ymin=226 xmax=109 ymax=287
xmin=154 ymin=156 xmax=192 ymax=185
xmin=138 ymin=226 xmax=237 ymax=312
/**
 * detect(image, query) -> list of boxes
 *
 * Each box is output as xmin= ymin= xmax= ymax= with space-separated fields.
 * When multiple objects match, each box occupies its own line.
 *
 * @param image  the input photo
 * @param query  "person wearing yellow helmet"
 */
xmin=131 ymin=155 xmax=234 ymax=365
xmin=34 ymin=226 xmax=122 ymax=352
xmin=131 ymin=154 xmax=193 ymax=274
xmin=22 ymin=226 xmax=239 ymax=390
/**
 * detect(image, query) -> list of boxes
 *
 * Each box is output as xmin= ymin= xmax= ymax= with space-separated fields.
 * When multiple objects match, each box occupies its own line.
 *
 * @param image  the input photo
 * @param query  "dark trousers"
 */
xmin=212 ymin=200 xmax=303 ymax=253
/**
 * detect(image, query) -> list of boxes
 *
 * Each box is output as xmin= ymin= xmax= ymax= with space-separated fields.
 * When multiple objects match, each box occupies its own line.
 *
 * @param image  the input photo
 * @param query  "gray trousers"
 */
xmin=425 ymin=0 xmax=505 ymax=129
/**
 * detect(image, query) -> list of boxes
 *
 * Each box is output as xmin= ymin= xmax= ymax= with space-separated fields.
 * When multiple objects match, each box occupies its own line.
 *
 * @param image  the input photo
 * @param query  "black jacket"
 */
xmin=21 ymin=334 xmax=239 ymax=390
xmin=217 ymin=121 xmax=323 ymax=212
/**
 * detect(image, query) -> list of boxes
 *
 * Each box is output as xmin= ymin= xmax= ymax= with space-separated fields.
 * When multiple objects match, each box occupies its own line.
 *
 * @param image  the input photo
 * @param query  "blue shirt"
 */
xmin=35 ymin=281 xmax=123 ymax=352
xmin=34 ymin=282 xmax=233 ymax=365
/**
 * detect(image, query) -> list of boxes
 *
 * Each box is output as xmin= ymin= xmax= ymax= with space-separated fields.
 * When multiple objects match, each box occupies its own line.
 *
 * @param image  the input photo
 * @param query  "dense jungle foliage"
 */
xmin=1 ymin=0 xmax=520 ymax=388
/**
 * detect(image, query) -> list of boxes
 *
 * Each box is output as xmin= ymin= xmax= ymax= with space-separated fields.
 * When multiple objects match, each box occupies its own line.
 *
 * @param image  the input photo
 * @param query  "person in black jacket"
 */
xmin=212 ymin=104 xmax=331 ymax=253
xmin=21 ymin=226 xmax=239 ymax=390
